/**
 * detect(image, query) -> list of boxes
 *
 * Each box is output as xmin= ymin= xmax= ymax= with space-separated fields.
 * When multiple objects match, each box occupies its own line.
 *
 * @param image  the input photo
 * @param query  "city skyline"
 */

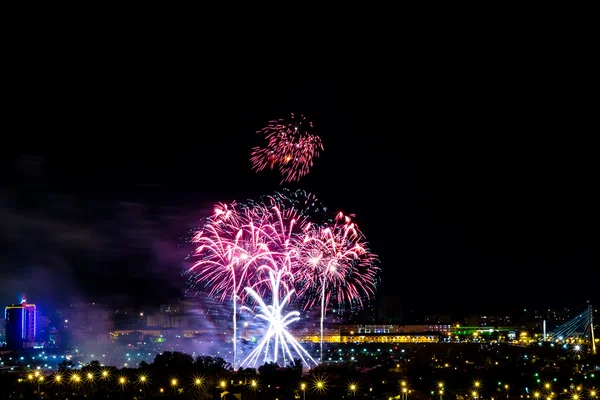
xmin=2 ymin=293 xmax=596 ymax=357
xmin=1 ymin=292 xmax=596 ymax=329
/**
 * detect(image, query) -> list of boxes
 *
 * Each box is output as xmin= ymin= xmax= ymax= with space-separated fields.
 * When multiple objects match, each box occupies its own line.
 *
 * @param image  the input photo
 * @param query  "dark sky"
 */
xmin=1 ymin=45 xmax=598 ymax=317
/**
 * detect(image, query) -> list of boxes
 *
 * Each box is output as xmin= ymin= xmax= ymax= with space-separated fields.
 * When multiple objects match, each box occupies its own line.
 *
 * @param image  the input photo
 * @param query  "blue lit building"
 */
xmin=4 ymin=297 xmax=37 ymax=350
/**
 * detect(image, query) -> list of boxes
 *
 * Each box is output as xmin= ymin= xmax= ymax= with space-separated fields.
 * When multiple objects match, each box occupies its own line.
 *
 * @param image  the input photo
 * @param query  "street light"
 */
xmin=118 ymin=376 xmax=126 ymax=391
xmin=193 ymin=376 xmax=204 ymax=398
xmin=401 ymin=380 xmax=408 ymax=400
xmin=300 ymin=382 xmax=307 ymax=400
xmin=472 ymin=380 xmax=482 ymax=400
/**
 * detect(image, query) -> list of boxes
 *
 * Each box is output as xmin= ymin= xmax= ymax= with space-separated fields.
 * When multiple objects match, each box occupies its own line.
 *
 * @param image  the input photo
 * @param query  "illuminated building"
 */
xmin=4 ymin=296 xmax=37 ymax=350
xmin=339 ymin=325 xmax=448 ymax=343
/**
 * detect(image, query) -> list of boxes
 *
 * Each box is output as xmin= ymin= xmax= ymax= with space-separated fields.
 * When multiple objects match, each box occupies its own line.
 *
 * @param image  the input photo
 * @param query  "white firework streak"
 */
xmin=239 ymin=269 xmax=319 ymax=368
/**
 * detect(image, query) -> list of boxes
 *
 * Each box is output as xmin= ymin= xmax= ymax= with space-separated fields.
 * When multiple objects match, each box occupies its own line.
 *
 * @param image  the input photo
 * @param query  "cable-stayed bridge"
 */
xmin=542 ymin=304 xmax=596 ymax=354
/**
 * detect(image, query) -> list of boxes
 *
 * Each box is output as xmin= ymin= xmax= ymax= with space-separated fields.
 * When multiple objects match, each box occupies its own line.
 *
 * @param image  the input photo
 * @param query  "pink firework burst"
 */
xmin=187 ymin=200 xmax=307 ymax=369
xmin=297 ymin=211 xmax=379 ymax=310
xmin=186 ymin=196 xmax=380 ymax=366
xmin=250 ymin=113 xmax=324 ymax=183
xmin=296 ymin=211 xmax=378 ymax=360
xmin=188 ymin=201 xmax=305 ymax=302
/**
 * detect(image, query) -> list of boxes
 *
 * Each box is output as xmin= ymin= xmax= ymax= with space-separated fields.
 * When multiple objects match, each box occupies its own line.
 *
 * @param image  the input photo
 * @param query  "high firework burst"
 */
xmin=250 ymin=113 xmax=324 ymax=183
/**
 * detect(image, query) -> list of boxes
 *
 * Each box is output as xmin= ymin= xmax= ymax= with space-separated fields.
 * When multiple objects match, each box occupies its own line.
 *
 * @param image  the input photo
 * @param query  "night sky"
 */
xmin=1 ymin=61 xmax=598 ymax=317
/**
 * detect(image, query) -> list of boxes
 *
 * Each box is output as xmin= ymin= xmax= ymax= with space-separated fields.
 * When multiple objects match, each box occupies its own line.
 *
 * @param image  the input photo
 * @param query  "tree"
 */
xmin=58 ymin=359 xmax=74 ymax=371
xmin=195 ymin=355 xmax=231 ymax=375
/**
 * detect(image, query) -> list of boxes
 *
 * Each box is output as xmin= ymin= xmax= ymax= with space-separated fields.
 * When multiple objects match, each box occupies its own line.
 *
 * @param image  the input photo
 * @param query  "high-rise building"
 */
xmin=5 ymin=297 xmax=37 ymax=350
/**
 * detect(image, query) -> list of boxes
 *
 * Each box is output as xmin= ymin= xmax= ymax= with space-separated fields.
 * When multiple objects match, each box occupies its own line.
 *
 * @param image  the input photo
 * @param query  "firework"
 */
xmin=187 ymin=196 xmax=378 ymax=368
xmin=264 ymin=188 xmax=330 ymax=223
xmin=187 ymin=201 xmax=306 ymax=369
xmin=188 ymin=202 xmax=304 ymax=298
xmin=298 ymin=211 xmax=378 ymax=308
xmin=250 ymin=113 xmax=324 ymax=183
xmin=239 ymin=268 xmax=319 ymax=368
xmin=296 ymin=211 xmax=379 ymax=360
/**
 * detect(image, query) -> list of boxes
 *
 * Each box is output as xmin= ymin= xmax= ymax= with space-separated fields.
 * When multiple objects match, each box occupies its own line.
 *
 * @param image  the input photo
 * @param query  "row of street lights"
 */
xmin=24 ymin=371 xmax=597 ymax=399
xmin=23 ymin=370 xmax=248 ymax=395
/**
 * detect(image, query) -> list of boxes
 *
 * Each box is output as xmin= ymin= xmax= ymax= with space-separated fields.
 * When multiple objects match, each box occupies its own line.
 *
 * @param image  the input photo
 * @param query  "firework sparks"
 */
xmin=239 ymin=268 xmax=319 ymax=369
xmin=298 ymin=211 xmax=379 ymax=308
xmin=250 ymin=113 xmax=324 ymax=183
xmin=297 ymin=211 xmax=379 ymax=360
xmin=188 ymin=202 xmax=304 ymax=299
xmin=187 ymin=195 xmax=378 ymax=369
xmin=187 ymin=201 xmax=306 ymax=369
xmin=265 ymin=188 xmax=329 ymax=223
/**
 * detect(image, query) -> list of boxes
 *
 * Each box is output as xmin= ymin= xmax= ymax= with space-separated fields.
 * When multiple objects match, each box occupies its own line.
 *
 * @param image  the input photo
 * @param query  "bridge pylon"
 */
xmin=589 ymin=303 xmax=596 ymax=355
